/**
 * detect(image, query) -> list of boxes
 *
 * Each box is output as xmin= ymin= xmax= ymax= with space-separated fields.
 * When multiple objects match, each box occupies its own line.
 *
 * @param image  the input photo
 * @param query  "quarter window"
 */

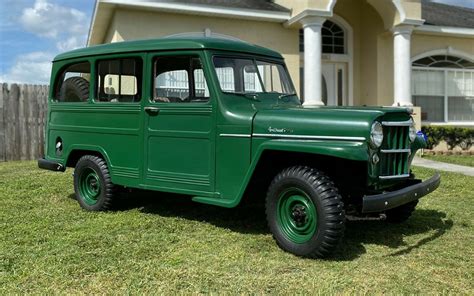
xmin=54 ymin=62 xmax=91 ymax=102
xmin=96 ymin=58 xmax=142 ymax=102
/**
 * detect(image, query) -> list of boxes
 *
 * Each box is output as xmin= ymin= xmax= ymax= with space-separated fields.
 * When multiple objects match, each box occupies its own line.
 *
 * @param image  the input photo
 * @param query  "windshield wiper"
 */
xmin=278 ymin=93 xmax=297 ymax=100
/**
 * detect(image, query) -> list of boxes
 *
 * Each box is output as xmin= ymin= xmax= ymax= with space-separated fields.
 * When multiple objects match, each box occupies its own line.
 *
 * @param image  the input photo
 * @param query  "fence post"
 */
xmin=0 ymin=84 xmax=5 ymax=161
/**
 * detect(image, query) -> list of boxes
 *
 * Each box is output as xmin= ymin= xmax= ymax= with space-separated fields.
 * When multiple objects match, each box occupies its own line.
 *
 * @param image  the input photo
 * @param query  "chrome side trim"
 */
xmin=380 ymin=149 xmax=411 ymax=153
xmin=381 ymin=120 xmax=412 ymax=126
xmin=379 ymin=174 xmax=410 ymax=180
xmin=219 ymin=133 xmax=251 ymax=138
xmin=252 ymin=133 xmax=365 ymax=141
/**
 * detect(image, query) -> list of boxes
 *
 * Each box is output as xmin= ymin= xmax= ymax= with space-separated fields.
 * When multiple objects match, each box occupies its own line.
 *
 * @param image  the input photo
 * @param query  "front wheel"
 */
xmin=266 ymin=166 xmax=345 ymax=258
xmin=74 ymin=155 xmax=116 ymax=211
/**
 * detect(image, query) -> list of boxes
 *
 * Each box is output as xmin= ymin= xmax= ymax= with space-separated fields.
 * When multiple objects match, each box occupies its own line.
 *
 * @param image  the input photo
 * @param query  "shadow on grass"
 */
xmin=76 ymin=191 xmax=453 ymax=261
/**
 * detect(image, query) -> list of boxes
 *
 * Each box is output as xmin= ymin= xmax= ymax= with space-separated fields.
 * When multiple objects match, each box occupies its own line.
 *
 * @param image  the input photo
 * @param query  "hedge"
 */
xmin=421 ymin=126 xmax=474 ymax=150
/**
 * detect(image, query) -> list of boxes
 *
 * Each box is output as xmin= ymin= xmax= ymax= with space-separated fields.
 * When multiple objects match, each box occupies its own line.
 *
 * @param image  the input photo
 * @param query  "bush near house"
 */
xmin=421 ymin=126 xmax=474 ymax=151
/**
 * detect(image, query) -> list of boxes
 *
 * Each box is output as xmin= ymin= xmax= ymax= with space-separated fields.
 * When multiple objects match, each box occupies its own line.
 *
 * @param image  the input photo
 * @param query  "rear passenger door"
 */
xmin=143 ymin=52 xmax=215 ymax=195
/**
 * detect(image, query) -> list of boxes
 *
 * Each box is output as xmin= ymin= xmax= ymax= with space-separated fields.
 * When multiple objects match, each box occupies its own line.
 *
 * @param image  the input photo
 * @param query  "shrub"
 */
xmin=459 ymin=128 xmax=474 ymax=150
xmin=421 ymin=126 xmax=474 ymax=150
xmin=421 ymin=126 xmax=442 ymax=149
xmin=444 ymin=127 xmax=463 ymax=150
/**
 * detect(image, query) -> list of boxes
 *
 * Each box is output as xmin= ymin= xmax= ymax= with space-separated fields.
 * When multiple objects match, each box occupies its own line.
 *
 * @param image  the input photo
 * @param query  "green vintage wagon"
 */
xmin=39 ymin=36 xmax=440 ymax=258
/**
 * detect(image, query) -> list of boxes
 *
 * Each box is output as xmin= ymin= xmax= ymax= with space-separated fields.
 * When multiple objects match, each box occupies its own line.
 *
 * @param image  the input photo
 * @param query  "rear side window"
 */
xmin=54 ymin=62 xmax=91 ymax=102
xmin=96 ymin=58 xmax=142 ymax=102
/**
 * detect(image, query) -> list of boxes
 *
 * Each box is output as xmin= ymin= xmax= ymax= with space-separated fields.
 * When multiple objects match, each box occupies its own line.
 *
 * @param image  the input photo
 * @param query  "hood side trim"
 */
xmin=252 ymin=133 xmax=365 ymax=141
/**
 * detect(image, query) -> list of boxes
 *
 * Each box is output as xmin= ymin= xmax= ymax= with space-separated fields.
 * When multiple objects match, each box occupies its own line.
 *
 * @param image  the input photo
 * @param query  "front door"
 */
xmin=322 ymin=63 xmax=347 ymax=106
xmin=143 ymin=52 xmax=215 ymax=195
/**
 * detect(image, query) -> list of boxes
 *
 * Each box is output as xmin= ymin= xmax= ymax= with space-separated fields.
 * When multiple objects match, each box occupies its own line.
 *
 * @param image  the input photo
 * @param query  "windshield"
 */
xmin=213 ymin=57 xmax=296 ymax=95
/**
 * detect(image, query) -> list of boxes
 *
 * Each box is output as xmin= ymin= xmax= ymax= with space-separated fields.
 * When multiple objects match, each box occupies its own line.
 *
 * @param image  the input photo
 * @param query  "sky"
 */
xmin=0 ymin=0 xmax=472 ymax=85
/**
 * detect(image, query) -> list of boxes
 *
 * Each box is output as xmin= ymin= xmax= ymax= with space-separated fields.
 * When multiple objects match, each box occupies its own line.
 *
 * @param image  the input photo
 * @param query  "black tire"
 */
xmin=266 ymin=166 xmax=345 ymax=258
xmin=60 ymin=77 xmax=89 ymax=102
xmin=74 ymin=155 xmax=116 ymax=211
xmin=385 ymin=200 xmax=418 ymax=223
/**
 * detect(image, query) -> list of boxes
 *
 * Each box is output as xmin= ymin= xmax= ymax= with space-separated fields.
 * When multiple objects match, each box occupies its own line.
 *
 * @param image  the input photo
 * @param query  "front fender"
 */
xmin=193 ymin=139 xmax=368 ymax=208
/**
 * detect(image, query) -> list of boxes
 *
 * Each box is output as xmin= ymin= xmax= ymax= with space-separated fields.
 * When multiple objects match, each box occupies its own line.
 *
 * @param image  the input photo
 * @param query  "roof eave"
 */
xmin=414 ymin=25 xmax=474 ymax=38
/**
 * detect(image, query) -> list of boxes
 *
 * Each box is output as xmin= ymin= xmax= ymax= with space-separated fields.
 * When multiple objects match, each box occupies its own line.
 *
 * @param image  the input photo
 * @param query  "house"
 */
xmin=87 ymin=0 xmax=474 ymax=126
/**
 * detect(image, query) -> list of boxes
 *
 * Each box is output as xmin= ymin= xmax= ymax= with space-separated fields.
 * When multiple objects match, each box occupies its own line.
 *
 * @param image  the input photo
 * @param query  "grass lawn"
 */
xmin=423 ymin=154 xmax=474 ymax=167
xmin=1 ymin=161 xmax=473 ymax=294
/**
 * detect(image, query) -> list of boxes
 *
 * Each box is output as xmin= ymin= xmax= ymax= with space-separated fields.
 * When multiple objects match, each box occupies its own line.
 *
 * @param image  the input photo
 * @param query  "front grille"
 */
xmin=379 ymin=121 xmax=411 ymax=179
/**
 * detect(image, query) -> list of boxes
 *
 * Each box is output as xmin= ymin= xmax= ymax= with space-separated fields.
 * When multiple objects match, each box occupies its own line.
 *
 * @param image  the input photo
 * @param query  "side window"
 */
xmin=54 ymin=62 xmax=91 ymax=102
xmin=153 ymin=56 xmax=209 ymax=103
xmin=97 ymin=58 xmax=142 ymax=102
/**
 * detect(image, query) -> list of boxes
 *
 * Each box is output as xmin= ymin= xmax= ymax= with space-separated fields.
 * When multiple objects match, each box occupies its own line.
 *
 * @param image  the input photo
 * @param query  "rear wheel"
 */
xmin=74 ymin=155 xmax=116 ymax=211
xmin=385 ymin=200 xmax=418 ymax=223
xmin=266 ymin=166 xmax=345 ymax=258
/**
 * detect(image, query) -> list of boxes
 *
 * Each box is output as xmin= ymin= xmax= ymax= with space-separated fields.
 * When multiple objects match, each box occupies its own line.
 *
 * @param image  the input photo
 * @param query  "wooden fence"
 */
xmin=0 ymin=83 xmax=49 ymax=161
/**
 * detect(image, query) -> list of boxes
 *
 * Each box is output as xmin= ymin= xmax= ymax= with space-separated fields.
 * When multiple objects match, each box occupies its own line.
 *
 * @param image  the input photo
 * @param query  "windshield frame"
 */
xmin=212 ymin=54 xmax=297 ymax=97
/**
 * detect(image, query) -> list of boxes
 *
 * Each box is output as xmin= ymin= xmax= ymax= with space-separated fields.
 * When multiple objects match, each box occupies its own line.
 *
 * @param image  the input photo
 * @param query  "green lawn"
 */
xmin=423 ymin=154 xmax=474 ymax=167
xmin=1 ymin=161 xmax=473 ymax=294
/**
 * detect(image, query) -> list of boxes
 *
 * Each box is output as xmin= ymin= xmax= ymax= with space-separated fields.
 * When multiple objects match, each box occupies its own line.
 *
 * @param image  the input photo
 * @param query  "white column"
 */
xmin=301 ymin=17 xmax=326 ymax=106
xmin=392 ymin=25 xmax=414 ymax=106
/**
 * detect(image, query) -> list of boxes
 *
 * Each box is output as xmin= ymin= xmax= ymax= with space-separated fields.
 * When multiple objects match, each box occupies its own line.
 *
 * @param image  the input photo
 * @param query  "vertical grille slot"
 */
xmin=379 ymin=121 xmax=411 ymax=179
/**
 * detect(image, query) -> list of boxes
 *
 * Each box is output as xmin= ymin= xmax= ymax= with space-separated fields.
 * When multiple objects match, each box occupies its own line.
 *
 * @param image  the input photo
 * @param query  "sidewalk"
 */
xmin=412 ymin=157 xmax=474 ymax=177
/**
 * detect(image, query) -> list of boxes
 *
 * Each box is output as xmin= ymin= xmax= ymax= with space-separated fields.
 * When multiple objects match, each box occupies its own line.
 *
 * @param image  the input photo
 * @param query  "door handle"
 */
xmin=144 ymin=106 xmax=160 ymax=114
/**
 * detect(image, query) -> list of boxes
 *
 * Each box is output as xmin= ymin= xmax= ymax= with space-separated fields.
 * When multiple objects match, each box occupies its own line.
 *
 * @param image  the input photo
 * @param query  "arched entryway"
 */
xmin=299 ymin=15 xmax=353 ymax=106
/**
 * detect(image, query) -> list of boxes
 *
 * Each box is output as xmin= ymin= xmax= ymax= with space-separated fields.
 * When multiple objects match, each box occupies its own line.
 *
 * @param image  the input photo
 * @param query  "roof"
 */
xmin=159 ymin=0 xmax=289 ymax=13
xmin=55 ymin=36 xmax=283 ymax=61
xmin=87 ymin=0 xmax=291 ymax=45
xmin=422 ymin=1 xmax=474 ymax=28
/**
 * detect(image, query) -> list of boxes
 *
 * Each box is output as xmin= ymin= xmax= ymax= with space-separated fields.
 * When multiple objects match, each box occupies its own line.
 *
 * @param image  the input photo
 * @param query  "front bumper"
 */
xmin=38 ymin=158 xmax=66 ymax=172
xmin=362 ymin=173 xmax=441 ymax=213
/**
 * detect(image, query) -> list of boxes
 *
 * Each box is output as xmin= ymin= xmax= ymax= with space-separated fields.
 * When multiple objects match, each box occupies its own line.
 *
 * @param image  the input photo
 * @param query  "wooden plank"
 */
xmin=38 ymin=85 xmax=48 ymax=158
xmin=5 ymin=84 xmax=19 ymax=160
xmin=0 ymin=83 xmax=5 ymax=161
xmin=26 ymin=85 xmax=35 ymax=160
xmin=18 ymin=84 xmax=27 ymax=160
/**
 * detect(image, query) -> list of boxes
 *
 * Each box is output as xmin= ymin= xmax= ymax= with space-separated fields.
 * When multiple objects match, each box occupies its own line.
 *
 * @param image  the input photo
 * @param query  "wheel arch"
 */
xmin=65 ymin=145 xmax=112 ymax=168
xmin=193 ymin=140 xmax=369 ymax=208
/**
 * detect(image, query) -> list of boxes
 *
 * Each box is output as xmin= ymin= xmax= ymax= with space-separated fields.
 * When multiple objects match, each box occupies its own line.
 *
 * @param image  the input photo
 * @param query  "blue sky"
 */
xmin=0 ymin=0 xmax=472 ymax=84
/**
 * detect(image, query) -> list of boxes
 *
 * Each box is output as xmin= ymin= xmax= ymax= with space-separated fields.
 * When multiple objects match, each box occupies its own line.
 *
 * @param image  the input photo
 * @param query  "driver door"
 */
xmin=143 ymin=52 xmax=215 ymax=194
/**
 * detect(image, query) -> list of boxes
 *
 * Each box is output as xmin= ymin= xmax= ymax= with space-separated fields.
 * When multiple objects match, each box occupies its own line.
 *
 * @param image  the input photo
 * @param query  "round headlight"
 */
xmin=409 ymin=118 xmax=417 ymax=142
xmin=370 ymin=122 xmax=383 ymax=148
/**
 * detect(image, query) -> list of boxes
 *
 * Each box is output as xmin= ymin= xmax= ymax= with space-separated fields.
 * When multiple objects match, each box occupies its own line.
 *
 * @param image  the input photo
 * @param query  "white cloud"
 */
xmin=1 ymin=0 xmax=89 ymax=84
xmin=0 ymin=51 xmax=54 ymax=84
xmin=56 ymin=35 xmax=86 ymax=51
xmin=19 ymin=0 xmax=88 ymax=39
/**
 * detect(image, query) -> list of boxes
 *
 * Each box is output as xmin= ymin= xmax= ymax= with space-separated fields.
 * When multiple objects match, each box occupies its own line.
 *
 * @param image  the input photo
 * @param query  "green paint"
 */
xmin=78 ymin=168 xmax=101 ymax=205
xmin=276 ymin=187 xmax=317 ymax=244
xmin=41 ymin=37 xmax=427 ymax=209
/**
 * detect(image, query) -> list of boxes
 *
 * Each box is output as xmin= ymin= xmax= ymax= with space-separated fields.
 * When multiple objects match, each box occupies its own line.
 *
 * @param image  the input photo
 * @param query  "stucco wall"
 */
xmin=411 ymin=33 xmax=474 ymax=58
xmin=105 ymin=9 xmax=301 ymax=96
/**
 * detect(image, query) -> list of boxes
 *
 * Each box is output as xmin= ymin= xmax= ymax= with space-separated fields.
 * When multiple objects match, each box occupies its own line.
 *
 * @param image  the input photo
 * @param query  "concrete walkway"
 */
xmin=412 ymin=157 xmax=474 ymax=177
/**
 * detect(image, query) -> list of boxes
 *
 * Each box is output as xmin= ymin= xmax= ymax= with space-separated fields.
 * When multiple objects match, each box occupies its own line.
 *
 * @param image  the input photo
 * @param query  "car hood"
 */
xmin=252 ymin=105 xmax=411 ymax=141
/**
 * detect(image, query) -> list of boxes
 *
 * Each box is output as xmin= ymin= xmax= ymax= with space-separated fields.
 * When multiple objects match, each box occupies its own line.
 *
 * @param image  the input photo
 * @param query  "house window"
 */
xmin=412 ymin=55 xmax=474 ymax=123
xmin=299 ymin=20 xmax=345 ymax=54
